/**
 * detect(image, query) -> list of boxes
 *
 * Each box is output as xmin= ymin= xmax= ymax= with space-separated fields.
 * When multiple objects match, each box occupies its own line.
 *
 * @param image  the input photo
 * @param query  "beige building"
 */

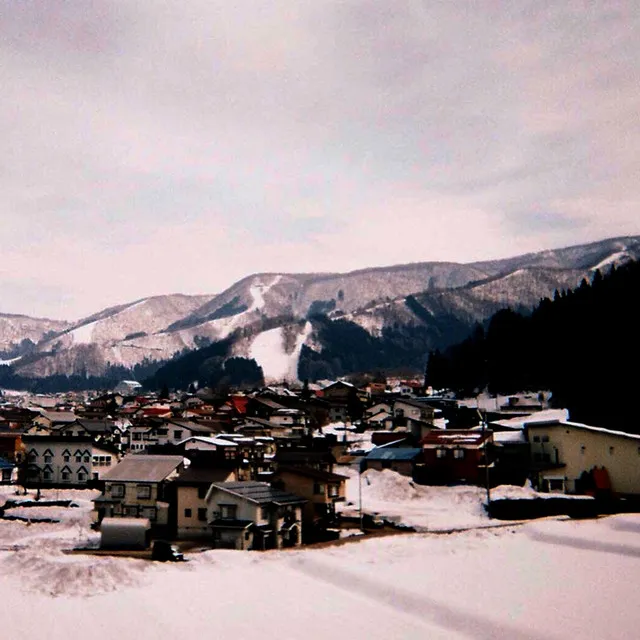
xmin=527 ymin=420 xmax=640 ymax=495
xmin=95 ymin=455 xmax=184 ymax=526
xmin=206 ymin=481 xmax=305 ymax=550
xmin=175 ymin=465 xmax=236 ymax=539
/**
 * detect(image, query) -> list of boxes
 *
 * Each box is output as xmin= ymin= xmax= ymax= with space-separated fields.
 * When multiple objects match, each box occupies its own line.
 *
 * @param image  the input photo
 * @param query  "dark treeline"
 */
xmin=0 ymin=360 xmax=160 ymax=394
xmin=426 ymin=261 xmax=640 ymax=431
xmin=143 ymin=336 xmax=264 ymax=391
xmin=298 ymin=308 xmax=471 ymax=382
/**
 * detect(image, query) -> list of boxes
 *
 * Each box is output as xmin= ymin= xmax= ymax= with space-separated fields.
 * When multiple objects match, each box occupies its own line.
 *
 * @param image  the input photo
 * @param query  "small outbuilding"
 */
xmin=100 ymin=517 xmax=151 ymax=550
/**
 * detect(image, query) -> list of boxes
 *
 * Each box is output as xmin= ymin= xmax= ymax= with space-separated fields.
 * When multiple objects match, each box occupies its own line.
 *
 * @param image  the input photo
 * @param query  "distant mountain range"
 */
xmin=1 ymin=235 xmax=639 ymax=384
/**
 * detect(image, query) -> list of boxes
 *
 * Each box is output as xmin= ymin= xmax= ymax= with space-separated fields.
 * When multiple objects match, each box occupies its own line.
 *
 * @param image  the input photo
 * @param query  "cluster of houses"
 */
xmin=2 ymin=381 xmax=640 ymax=549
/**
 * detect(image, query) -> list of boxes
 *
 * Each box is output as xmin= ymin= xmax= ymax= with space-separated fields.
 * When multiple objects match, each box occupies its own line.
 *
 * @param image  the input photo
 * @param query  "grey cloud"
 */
xmin=1 ymin=1 xmax=639 ymax=317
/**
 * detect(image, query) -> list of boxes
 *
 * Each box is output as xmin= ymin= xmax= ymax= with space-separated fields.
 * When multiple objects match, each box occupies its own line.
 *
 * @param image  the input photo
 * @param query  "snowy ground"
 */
xmin=1 ymin=485 xmax=639 ymax=639
xmin=336 ymin=467 xmax=588 ymax=532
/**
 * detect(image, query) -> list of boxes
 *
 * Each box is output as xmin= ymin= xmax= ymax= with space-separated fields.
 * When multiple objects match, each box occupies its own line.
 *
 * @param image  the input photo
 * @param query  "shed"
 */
xmin=362 ymin=447 xmax=422 ymax=476
xmin=100 ymin=517 xmax=151 ymax=550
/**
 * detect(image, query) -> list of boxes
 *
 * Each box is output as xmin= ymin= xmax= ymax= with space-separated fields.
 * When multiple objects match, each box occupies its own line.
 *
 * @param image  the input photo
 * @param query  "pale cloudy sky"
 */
xmin=1 ymin=1 xmax=639 ymax=320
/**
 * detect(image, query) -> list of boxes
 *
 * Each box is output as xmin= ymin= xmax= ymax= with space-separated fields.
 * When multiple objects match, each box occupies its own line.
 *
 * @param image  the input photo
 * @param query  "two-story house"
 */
xmin=527 ymin=419 xmax=640 ymax=495
xmin=94 ymin=455 xmax=185 ymax=528
xmin=421 ymin=430 xmax=493 ymax=485
xmin=174 ymin=462 xmax=236 ymax=539
xmin=206 ymin=481 xmax=306 ymax=550
xmin=273 ymin=465 xmax=346 ymax=540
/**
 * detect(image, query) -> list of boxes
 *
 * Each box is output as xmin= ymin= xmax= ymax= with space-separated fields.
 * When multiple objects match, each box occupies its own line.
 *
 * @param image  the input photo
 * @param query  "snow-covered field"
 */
xmin=1 ymin=485 xmax=639 ymax=639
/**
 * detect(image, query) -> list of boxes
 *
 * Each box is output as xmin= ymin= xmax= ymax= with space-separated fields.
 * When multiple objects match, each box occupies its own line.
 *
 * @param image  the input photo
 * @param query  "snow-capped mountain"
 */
xmin=2 ymin=235 xmax=639 ymax=382
xmin=0 ymin=314 xmax=70 ymax=361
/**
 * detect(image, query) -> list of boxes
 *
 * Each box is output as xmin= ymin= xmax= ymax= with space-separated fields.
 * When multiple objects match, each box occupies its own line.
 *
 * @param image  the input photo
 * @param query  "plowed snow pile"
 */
xmin=338 ymin=468 xmax=583 ymax=531
xmin=1 ymin=546 xmax=149 ymax=597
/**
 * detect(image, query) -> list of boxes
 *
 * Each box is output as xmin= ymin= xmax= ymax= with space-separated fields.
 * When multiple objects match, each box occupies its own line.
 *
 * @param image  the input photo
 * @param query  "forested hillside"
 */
xmin=426 ymin=262 xmax=640 ymax=431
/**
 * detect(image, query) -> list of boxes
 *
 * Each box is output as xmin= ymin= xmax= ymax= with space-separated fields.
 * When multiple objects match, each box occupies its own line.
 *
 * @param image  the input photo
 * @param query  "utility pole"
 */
xmin=477 ymin=407 xmax=491 ymax=515
xmin=358 ymin=459 xmax=364 ymax=532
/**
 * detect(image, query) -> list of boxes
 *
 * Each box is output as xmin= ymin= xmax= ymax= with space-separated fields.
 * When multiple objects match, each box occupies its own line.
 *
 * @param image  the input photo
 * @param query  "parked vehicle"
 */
xmin=151 ymin=540 xmax=185 ymax=562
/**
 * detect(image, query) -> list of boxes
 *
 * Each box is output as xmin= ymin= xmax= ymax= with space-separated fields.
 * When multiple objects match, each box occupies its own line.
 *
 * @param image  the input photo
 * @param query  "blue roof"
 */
xmin=365 ymin=448 xmax=421 ymax=461
xmin=0 ymin=457 xmax=16 ymax=470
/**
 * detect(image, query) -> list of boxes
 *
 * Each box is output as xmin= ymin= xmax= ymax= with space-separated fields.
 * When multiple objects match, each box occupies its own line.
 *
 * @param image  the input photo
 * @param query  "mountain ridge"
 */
xmin=2 ymin=235 xmax=639 ymax=382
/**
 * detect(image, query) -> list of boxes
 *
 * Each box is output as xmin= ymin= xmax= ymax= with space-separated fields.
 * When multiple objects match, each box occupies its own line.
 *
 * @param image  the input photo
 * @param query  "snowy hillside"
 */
xmin=0 ymin=314 xmax=69 ymax=357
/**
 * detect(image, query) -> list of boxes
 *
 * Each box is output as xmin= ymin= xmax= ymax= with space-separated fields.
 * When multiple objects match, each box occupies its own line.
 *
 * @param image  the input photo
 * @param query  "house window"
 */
xmin=132 ymin=433 xmax=142 ymax=441
xmin=157 ymin=428 xmax=168 ymax=436
xmin=44 ymin=455 xmax=52 ymax=464
xmin=111 ymin=484 xmax=125 ymax=498
xmin=197 ymin=486 xmax=208 ymax=500
xmin=184 ymin=508 xmax=192 ymax=518
xmin=546 ymin=478 xmax=565 ymax=492
xmin=105 ymin=456 xmax=112 ymax=465
xmin=93 ymin=456 xmax=99 ymax=465
xmin=313 ymin=482 xmax=326 ymax=495
xmin=62 ymin=472 xmax=70 ymax=481
xmin=84 ymin=455 xmax=90 ymax=463
xmin=197 ymin=508 xmax=207 ymax=522
xmin=43 ymin=471 xmax=52 ymax=480
xmin=541 ymin=435 xmax=550 ymax=443
xmin=260 ymin=506 xmax=269 ymax=520
xmin=533 ymin=436 xmax=541 ymax=443
xmin=220 ymin=504 xmax=237 ymax=519
xmin=453 ymin=449 xmax=465 ymax=459
xmin=137 ymin=484 xmax=151 ymax=499
xmin=436 ymin=448 xmax=447 ymax=459
xmin=76 ymin=456 xmax=82 ymax=463
xmin=78 ymin=472 xmax=86 ymax=482
xmin=173 ymin=430 xmax=183 ymax=440
xmin=328 ymin=485 xmax=339 ymax=498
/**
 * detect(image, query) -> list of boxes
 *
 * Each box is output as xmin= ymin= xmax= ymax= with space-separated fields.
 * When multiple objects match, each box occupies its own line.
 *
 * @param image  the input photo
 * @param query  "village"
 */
xmin=2 ymin=376 xmax=639 ymax=554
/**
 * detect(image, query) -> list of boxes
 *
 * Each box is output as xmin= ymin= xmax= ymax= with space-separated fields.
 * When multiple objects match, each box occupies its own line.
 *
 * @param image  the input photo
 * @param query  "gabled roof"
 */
xmin=103 ymin=455 xmax=184 ymax=482
xmin=76 ymin=419 xmax=119 ymax=433
xmin=179 ymin=436 xmax=238 ymax=448
xmin=393 ymin=398 xmax=435 ymax=410
xmin=249 ymin=397 xmax=288 ymax=411
xmin=210 ymin=481 xmax=306 ymax=505
xmin=174 ymin=465 xmax=235 ymax=486
xmin=39 ymin=411 xmax=79 ymax=424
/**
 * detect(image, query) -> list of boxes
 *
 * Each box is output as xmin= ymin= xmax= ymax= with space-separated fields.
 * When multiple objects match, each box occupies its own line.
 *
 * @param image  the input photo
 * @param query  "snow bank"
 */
xmin=338 ymin=469 xmax=589 ymax=531
xmin=338 ymin=468 xmax=490 ymax=531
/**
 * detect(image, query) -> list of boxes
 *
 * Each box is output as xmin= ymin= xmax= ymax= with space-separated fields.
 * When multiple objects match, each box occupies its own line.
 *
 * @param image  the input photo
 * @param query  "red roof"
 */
xmin=140 ymin=407 xmax=172 ymax=416
xmin=229 ymin=396 xmax=249 ymax=415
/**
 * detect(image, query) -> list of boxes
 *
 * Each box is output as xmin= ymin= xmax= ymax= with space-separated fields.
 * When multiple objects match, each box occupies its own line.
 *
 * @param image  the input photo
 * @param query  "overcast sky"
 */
xmin=2 ymin=1 xmax=639 ymax=320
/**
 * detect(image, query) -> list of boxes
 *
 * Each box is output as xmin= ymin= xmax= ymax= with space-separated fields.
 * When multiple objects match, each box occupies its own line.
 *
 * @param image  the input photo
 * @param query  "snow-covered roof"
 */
xmin=529 ymin=420 xmax=640 ymax=442
xmin=491 ymin=409 xmax=570 ymax=430
xmin=179 ymin=436 xmax=238 ymax=447
xmin=493 ymin=431 xmax=527 ymax=444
